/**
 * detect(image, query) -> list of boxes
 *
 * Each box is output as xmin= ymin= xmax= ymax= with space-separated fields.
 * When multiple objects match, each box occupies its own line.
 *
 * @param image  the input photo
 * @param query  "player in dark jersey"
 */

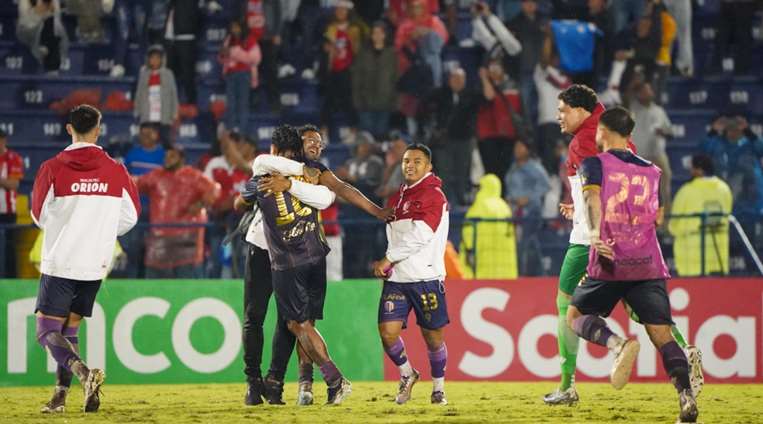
xmin=249 ymin=125 xmax=351 ymax=405
xmin=567 ymin=107 xmax=698 ymax=423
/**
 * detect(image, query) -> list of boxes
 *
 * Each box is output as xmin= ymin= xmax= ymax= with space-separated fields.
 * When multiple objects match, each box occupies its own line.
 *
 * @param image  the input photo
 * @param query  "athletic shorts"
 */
xmin=35 ymin=274 xmax=102 ymax=318
xmin=558 ymin=244 xmax=590 ymax=295
xmin=378 ymin=280 xmax=449 ymax=330
xmin=271 ymin=258 xmax=327 ymax=323
xmin=571 ymin=278 xmax=674 ymax=325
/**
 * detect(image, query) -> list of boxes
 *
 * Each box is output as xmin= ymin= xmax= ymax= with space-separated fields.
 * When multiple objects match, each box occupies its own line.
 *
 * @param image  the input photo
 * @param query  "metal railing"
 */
xmin=1 ymin=212 xmax=761 ymax=279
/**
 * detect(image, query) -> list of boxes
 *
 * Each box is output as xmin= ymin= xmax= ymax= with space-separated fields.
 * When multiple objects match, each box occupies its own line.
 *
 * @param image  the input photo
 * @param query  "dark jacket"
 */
xmin=420 ymin=86 xmax=481 ymax=141
xmin=351 ymin=45 xmax=398 ymax=112
xmin=166 ymin=0 xmax=201 ymax=37
xmin=508 ymin=12 xmax=546 ymax=74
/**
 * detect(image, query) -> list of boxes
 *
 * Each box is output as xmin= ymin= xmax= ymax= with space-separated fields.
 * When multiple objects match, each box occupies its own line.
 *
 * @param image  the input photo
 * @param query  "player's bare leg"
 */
xmin=421 ymin=327 xmax=448 ymax=405
xmin=296 ymin=341 xmax=314 ymax=405
xmin=379 ymin=321 xmax=419 ymax=404
xmin=566 ymin=306 xmax=639 ymax=390
xmin=286 ymin=320 xmax=351 ymax=405
xmin=645 ymin=324 xmax=698 ymax=423
xmin=36 ymin=312 xmax=104 ymax=413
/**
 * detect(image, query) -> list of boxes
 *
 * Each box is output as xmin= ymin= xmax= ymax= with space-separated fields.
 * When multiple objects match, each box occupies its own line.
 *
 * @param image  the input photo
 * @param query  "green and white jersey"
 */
xmin=568 ymin=174 xmax=590 ymax=246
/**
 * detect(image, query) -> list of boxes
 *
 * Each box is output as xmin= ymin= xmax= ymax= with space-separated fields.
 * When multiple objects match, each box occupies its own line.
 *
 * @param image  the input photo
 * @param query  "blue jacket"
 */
xmin=700 ymin=131 xmax=763 ymax=214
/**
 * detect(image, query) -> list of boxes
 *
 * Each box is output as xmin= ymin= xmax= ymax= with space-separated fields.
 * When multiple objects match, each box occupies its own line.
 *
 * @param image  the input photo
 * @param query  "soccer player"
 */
xmin=372 ymin=144 xmax=450 ymax=405
xmin=31 ymin=105 xmax=140 ymax=413
xmin=567 ymin=106 xmax=698 ymax=423
xmin=235 ymin=125 xmax=391 ymax=406
xmin=545 ymin=85 xmax=699 ymax=405
xmin=251 ymin=125 xmax=352 ymax=405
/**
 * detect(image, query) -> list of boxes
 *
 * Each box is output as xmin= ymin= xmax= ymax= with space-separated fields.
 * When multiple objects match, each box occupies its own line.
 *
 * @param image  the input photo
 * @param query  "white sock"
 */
xmin=606 ymin=335 xmax=625 ymax=352
xmin=399 ymin=360 xmax=413 ymax=377
xmin=432 ymin=377 xmax=445 ymax=393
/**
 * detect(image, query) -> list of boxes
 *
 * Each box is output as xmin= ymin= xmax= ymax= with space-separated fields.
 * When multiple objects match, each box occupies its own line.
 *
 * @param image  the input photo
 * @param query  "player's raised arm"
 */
xmin=319 ymin=170 xmax=390 ymax=220
xmin=252 ymin=154 xmax=307 ymax=177
xmin=258 ymin=174 xmax=336 ymax=210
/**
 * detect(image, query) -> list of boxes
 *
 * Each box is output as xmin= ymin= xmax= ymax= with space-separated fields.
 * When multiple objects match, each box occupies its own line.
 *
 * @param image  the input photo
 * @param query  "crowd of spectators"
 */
xmin=5 ymin=0 xmax=763 ymax=278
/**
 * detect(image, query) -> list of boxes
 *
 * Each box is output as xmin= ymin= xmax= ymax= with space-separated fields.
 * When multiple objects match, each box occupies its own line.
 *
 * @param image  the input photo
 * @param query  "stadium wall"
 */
xmin=0 ymin=278 xmax=760 ymax=387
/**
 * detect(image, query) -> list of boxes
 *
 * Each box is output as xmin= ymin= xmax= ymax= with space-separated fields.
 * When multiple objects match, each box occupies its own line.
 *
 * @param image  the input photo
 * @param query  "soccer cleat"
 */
xmin=543 ymin=386 xmax=580 ymax=406
xmin=263 ymin=376 xmax=285 ymax=405
xmin=244 ymin=378 xmax=265 ymax=406
xmin=83 ymin=369 xmax=105 ymax=413
xmin=686 ymin=345 xmax=704 ymax=398
xmin=395 ymin=370 xmax=420 ymax=405
xmin=610 ymin=339 xmax=640 ymax=390
xmin=326 ymin=378 xmax=352 ymax=405
xmin=40 ymin=387 xmax=67 ymax=413
xmin=431 ymin=391 xmax=448 ymax=405
xmin=297 ymin=382 xmax=314 ymax=406
xmin=677 ymin=389 xmax=699 ymax=423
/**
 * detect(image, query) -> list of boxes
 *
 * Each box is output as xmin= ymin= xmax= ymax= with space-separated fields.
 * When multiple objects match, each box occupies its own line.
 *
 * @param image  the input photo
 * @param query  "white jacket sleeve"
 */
xmin=117 ymin=188 xmax=139 ymax=236
xmin=288 ymin=179 xmax=336 ymax=210
xmin=252 ymin=155 xmax=305 ymax=176
xmin=386 ymin=221 xmax=436 ymax=263
xmin=472 ymin=14 xmax=522 ymax=56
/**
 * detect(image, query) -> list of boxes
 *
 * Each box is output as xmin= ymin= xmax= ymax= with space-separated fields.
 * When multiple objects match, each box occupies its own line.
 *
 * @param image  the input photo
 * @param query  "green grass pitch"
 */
xmin=2 ymin=382 xmax=761 ymax=423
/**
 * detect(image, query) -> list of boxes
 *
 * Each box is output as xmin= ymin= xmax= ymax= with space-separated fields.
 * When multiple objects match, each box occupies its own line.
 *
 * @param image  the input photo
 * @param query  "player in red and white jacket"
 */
xmin=373 ymin=144 xmax=450 ymax=406
xmin=30 ymin=105 xmax=140 ymax=414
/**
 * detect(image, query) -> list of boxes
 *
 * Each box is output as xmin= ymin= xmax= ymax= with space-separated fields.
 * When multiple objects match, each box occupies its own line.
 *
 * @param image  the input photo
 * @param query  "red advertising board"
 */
xmin=384 ymin=278 xmax=763 ymax=383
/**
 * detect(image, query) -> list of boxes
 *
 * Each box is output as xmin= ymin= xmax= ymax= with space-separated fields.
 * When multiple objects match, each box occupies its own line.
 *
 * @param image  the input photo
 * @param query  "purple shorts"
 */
xmin=378 ymin=280 xmax=449 ymax=330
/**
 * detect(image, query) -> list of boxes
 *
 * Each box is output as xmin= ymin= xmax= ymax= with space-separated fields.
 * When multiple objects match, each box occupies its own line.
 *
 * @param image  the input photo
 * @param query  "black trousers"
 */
xmin=165 ymin=39 xmax=197 ymax=103
xmin=478 ymin=137 xmax=514 ymax=187
xmin=243 ymin=244 xmax=297 ymax=382
xmin=0 ymin=213 xmax=16 ymax=278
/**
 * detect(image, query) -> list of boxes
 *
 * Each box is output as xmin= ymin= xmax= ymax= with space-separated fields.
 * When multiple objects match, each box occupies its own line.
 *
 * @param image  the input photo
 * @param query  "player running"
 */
xmin=567 ymin=106 xmax=698 ymax=423
xmin=31 ymin=105 xmax=140 ymax=413
xmin=545 ymin=85 xmax=701 ymax=405
xmin=373 ymin=144 xmax=450 ymax=405
xmin=250 ymin=125 xmax=351 ymax=405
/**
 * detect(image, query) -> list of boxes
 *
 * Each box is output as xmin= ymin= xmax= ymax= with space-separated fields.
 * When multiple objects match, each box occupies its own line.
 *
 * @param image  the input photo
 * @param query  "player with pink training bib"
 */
xmin=565 ymin=107 xmax=699 ymax=424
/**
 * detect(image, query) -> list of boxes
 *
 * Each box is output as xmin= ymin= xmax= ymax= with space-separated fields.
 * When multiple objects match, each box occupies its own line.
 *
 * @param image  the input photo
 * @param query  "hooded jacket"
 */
xmin=459 ymin=174 xmax=517 ymax=279
xmin=134 ymin=48 xmax=179 ymax=126
xmin=385 ymin=172 xmax=449 ymax=283
xmin=31 ymin=143 xmax=140 ymax=281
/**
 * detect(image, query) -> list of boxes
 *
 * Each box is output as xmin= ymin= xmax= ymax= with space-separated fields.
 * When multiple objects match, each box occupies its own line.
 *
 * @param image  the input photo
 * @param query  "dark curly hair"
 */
xmin=558 ymin=84 xmax=598 ymax=113
xmin=271 ymin=124 xmax=303 ymax=158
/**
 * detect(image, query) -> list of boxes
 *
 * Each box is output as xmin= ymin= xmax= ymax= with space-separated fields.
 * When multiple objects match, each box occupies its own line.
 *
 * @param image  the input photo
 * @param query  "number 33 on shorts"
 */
xmin=420 ymin=293 xmax=439 ymax=311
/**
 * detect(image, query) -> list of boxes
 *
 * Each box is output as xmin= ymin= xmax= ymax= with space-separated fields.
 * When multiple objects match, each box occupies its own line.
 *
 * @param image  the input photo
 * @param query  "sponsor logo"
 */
xmin=71 ymin=181 xmax=109 ymax=193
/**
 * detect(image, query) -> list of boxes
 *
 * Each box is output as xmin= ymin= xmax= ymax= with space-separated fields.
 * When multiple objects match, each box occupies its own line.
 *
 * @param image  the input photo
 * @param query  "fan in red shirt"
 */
xmin=136 ymin=145 xmax=219 ymax=278
xmin=0 ymin=129 xmax=23 ymax=277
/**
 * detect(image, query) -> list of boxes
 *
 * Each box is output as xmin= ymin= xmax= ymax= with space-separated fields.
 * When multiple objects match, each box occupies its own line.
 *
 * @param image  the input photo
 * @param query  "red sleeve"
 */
xmin=627 ymin=138 xmax=638 ymax=154
xmin=31 ymin=161 xmax=54 ymax=225
xmin=122 ymin=164 xmax=141 ymax=216
xmin=413 ymin=187 xmax=446 ymax=232
xmin=8 ymin=152 xmax=23 ymax=179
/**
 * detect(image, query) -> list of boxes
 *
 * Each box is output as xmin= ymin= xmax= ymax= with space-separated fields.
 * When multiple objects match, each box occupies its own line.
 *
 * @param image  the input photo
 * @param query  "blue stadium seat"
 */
xmin=0 ymin=74 xmax=135 ymax=110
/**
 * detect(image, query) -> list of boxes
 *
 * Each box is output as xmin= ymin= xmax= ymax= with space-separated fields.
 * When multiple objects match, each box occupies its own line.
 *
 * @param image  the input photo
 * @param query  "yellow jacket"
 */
xmin=668 ymin=176 xmax=733 ymax=276
xmin=657 ymin=10 xmax=677 ymax=66
xmin=460 ymin=174 xmax=518 ymax=279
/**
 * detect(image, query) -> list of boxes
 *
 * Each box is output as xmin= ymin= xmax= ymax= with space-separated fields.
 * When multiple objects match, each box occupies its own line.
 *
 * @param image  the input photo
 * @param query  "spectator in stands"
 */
xmin=395 ymin=0 xmax=448 ymax=88
xmin=472 ymin=1 xmax=522 ymax=60
xmin=583 ymin=0 xmax=615 ymax=81
xmin=477 ymin=59 xmax=523 ymax=183
xmin=387 ymin=0 xmax=439 ymax=27
xmin=619 ymin=3 xmax=662 ymax=95
xmin=535 ymin=33 xmax=571 ymax=173
xmin=669 ymin=154 xmax=733 ymax=276
xmin=376 ymin=133 xmax=408 ymax=203
xmin=664 ymin=0 xmax=693 ymax=77
xmin=321 ymin=202 xmax=343 ymax=281
xmin=629 ymin=81 xmax=673 ymax=214
xmin=134 ymin=45 xmax=179 ymax=143
xmin=610 ymin=0 xmax=646 ymax=35
xmin=504 ymin=139 xmax=549 ymax=275
xmin=716 ymin=0 xmax=758 ymax=74
xmin=354 ymin=0 xmax=385 ymax=25
xmin=137 ymin=145 xmax=220 ymax=278
xmin=700 ymin=116 xmax=763 ymax=216
xmin=0 ymin=129 xmax=23 ymax=277
xmin=239 ymin=0 xmax=286 ymax=111
xmin=351 ymin=21 xmax=398 ymax=139
xmin=16 ymin=0 xmax=69 ymax=74
xmin=549 ymin=18 xmax=600 ymax=87
xmin=508 ymin=0 xmax=545 ymax=124
xmin=164 ymin=0 xmax=202 ymax=104
xmin=653 ymin=1 xmax=676 ymax=100
xmin=335 ymin=134 xmax=385 ymax=198
xmin=66 ymin=0 xmax=112 ymax=42
xmin=459 ymin=174 xmax=517 ymax=279
xmin=124 ymin=123 xmax=165 ymax=176
xmin=220 ymin=19 xmax=261 ymax=137
xmin=321 ymin=0 xmax=364 ymax=137
xmin=419 ymin=67 xmax=481 ymax=206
